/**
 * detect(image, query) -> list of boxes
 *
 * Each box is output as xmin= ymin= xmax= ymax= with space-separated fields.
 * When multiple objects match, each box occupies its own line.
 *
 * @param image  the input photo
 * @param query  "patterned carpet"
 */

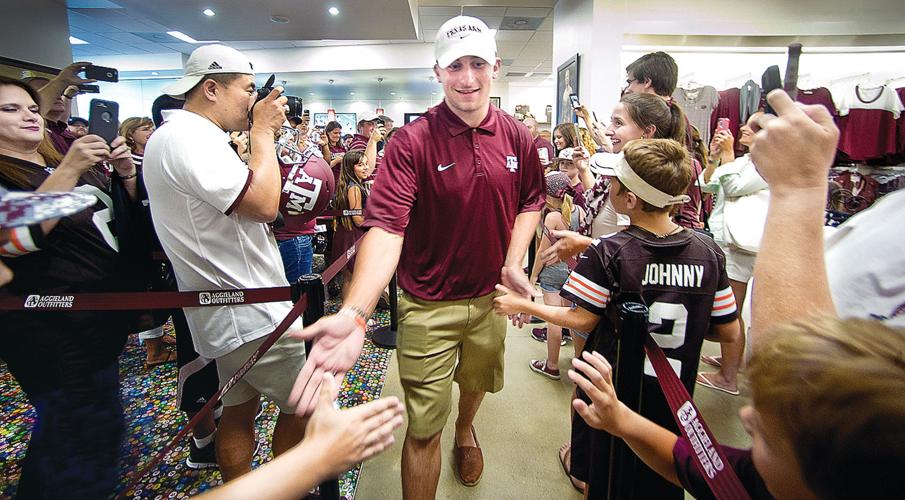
xmin=0 ymin=300 xmax=394 ymax=499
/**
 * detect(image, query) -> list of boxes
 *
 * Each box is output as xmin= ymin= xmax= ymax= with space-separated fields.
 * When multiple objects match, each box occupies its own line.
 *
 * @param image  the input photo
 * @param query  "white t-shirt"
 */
xmin=143 ymin=109 xmax=299 ymax=359
xmin=825 ymin=190 xmax=905 ymax=327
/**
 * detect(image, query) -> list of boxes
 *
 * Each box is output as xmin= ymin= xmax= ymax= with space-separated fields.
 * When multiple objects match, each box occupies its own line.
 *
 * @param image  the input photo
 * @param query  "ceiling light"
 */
xmin=328 ymin=7 xmax=339 ymax=16
xmin=151 ymin=71 xmax=159 ymax=75
xmin=203 ymin=8 xmax=215 ymax=16
xmin=167 ymin=31 xmax=200 ymax=43
xmin=271 ymin=15 xmax=290 ymax=24
xmin=390 ymin=91 xmax=396 ymax=96
xmin=349 ymin=92 xmax=355 ymax=95
xmin=431 ymin=92 xmax=436 ymax=95
xmin=69 ymin=36 xmax=88 ymax=45
xmin=308 ymin=92 xmax=315 ymax=96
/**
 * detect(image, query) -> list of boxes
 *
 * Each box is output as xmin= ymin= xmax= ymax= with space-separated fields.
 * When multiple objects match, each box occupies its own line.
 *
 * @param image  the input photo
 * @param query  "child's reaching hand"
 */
xmin=493 ymin=284 xmax=533 ymax=316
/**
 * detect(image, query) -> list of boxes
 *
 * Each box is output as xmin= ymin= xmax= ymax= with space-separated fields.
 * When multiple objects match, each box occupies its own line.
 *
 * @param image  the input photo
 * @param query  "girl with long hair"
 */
xmin=329 ymin=150 xmax=369 ymax=299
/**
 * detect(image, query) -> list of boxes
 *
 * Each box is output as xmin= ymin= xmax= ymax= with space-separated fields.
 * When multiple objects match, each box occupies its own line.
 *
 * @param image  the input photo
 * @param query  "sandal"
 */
xmin=558 ymin=443 xmax=585 ymax=493
xmin=696 ymin=372 xmax=739 ymax=396
xmin=145 ymin=350 xmax=177 ymax=369
xmin=700 ymin=354 xmax=722 ymax=368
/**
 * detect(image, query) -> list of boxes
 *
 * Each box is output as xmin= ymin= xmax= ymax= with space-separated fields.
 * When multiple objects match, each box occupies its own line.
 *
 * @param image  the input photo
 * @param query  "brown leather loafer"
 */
xmin=454 ymin=425 xmax=483 ymax=486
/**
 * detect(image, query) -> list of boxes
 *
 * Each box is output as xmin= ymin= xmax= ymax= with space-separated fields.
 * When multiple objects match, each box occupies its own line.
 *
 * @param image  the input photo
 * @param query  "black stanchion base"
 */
xmin=318 ymin=478 xmax=340 ymax=500
xmin=370 ymin=326 xmax=398 ymax=350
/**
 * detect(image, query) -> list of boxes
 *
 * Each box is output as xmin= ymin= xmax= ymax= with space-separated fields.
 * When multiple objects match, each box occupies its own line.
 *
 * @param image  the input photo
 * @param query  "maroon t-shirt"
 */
xmin=673 ymin=438 xmax=772 ymax=499
xmin=348 ymin=133 xmax=369 ymax=152
xmin=328 ymin=143 xmax=346 ymax=183
xmin=274 ymin=156 xmax=326 ymax=240
xmin=533 ymin=136 xmax=555 ymax=165
xmin=364 ymin=101 xmax=545 ymax=300
xmin=47 ymin=120 xmax=76 ymax=155
xmin=796 ymin=87 xmax=838 ymax=117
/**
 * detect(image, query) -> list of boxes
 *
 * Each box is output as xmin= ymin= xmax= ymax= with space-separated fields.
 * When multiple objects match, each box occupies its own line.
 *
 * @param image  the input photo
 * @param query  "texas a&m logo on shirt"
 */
xmin=282 ymin=163 xmax=323 ymax=215
xmin=506 ymin=155 xmax=518 ymax=173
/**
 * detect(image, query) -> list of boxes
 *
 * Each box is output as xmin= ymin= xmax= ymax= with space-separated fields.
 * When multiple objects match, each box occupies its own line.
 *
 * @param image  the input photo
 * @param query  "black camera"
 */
xmin=254 ymin=74 xmax=303 ymax=118
xmin=375 ymin=118 xmax=385 ymax=127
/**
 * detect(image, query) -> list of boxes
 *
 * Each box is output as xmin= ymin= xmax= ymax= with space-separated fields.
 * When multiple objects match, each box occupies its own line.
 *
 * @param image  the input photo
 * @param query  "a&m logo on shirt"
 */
xmin=506 ymin=156 xmax=518 ymax=173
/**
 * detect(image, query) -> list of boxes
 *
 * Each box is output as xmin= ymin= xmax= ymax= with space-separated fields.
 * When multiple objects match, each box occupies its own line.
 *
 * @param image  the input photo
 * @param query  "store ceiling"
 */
xmin=66 ymin=0 xmax=557 ymax=89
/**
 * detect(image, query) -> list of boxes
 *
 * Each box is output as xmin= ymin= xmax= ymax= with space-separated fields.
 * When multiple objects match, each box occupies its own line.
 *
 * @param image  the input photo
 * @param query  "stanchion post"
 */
xmin=297 ymin=273 xmax=340 ymax=500
xmin=601 ymin=301 xmax=649 ymax=500
xmin=389 ymin=273 xmax=398 ymax=333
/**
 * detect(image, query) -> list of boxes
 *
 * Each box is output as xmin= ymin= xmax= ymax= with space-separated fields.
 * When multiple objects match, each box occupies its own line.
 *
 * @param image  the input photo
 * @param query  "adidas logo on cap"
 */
xmin=208 ymin=61 xmax=222 ymax=70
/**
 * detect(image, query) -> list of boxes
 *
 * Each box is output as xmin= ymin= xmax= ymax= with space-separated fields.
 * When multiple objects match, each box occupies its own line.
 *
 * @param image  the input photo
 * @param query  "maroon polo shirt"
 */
xmin=364 ymin=101 xmax=545 ymax=301
xmin=533 ymin=136 xmax=555 ymax=165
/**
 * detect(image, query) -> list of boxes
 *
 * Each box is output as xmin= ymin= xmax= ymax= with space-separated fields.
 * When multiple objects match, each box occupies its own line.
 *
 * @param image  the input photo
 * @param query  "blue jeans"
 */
xmin=277 ymin=235 xmax=313 ymax=284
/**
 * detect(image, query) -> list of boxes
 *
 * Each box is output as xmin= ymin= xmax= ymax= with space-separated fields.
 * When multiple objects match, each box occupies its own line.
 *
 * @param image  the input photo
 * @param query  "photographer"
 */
xmin=142 ymin=44 xmax=314 ymax=482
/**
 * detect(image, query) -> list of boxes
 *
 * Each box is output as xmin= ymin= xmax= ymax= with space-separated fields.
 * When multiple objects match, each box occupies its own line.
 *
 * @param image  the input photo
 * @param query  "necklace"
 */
xmin=637 ymin=224 xmax=683 ymax=239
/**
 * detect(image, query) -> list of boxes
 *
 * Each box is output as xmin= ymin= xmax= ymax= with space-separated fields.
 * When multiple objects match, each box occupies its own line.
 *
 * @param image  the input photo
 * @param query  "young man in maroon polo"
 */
xmin=288 ymin=15 xmax=544 ymax=499
xmin=524 ymin=116 xmax=555 ymax=167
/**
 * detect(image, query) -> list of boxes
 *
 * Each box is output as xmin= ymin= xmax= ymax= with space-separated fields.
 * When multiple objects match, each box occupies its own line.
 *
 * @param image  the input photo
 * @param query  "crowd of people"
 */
xmin=0 ymin=12 xmax=903 ymax=500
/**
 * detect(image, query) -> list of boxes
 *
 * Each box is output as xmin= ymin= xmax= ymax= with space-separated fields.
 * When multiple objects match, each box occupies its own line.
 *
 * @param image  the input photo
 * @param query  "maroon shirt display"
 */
xmin=364 ymin=101 xmax=545 ymax=300
xmin=348 ymin=133 xmax=369 ymax=152
xmin=710 ymin=88 xmax=743 ymax=157
xmin=837 ymin=85 xmax=903 ymax=161
xmin=796 ymin=87 xmax=838 ymax=117
xmin=673 ymin=438 xmax=772 ymax=499
xmin=533 ymin=136 xmax=555 ymax=165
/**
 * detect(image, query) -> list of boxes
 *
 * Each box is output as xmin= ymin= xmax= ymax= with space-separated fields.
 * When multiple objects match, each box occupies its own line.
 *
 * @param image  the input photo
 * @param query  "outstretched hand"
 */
xmin=288 ymin=313 xmax=366 ymax=415
xmin=539 ymin=230 xmax=593 ymax=266
xmin=304 ymin=373 xmax=404 ymax=476
xmin=500 ymin=265 xmax=539 ymax=327
xmin=750 ymin=90 xmax=839 ymax=195
xmin=568 ymin=351 xmax=630 ymax=436
xmin=492 ymin=283 xmax=533 ymax=317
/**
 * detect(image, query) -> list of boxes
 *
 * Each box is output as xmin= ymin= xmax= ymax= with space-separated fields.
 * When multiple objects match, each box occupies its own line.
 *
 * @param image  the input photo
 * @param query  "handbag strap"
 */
xmin=643 ymin=336 xmax=752 ymax=500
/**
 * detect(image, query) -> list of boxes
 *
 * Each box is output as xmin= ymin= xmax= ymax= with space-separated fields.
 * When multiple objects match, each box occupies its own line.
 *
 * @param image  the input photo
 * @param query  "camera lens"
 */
xmin=101 ymin=112 xmax=112 ymax=121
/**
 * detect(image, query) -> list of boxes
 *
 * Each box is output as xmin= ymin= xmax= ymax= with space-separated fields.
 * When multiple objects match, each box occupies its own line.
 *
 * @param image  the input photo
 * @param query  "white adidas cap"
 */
xmin=434 ymin=16 xmax=497 ymax=69
xmin=162 ymin=44 xmax=255 ymax=99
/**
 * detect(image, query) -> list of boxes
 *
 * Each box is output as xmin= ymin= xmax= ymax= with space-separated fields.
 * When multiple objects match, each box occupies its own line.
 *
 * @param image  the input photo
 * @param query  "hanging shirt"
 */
xmin=836 ymin=85 xmax=904 ymax=161
xmin=738 ymin=80 xmax=761 ymax=124
xmin=673 ymin=86 xmax=720 ymax=147
xmin=711 ymin=88 xmax=743 ymax=157
xmin=796 ymin=87 xmax=838 ymax=117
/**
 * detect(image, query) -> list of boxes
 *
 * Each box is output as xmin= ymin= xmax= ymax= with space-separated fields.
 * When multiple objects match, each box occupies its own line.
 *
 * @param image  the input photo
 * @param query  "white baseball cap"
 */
xmin=434 ymin=16 xmax=497 ymax=68
xmin=590 ymin=153 xmax=690 ymax=208
xmin=357 ymin=110 xmax=379 ymax=123
xmin=162 ymin=44 xmax=255 ymax=99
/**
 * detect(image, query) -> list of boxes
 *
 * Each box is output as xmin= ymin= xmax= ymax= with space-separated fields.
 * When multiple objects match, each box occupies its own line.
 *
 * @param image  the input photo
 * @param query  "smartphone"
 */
xmin=77 ymin=84 xmax=100 ymax=94
xmin=84 ymin=65 xmax=119 ymax=82
xmin=716 ymin=118 xmax=730 ymax=134
xmin=569 ymin=93 xmax=580 ymax=109
xmin=88 ymin=99 xmax=119 ymax=144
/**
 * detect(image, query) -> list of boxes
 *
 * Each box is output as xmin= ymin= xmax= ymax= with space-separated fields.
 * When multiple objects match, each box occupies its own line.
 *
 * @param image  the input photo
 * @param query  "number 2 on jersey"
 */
xmin=644 ymin=301 xmax=688 ymax=378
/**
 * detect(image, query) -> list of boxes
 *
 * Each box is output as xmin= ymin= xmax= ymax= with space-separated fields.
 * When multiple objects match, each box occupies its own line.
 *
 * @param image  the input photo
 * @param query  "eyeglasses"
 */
xmin=625 ymin=78 xmax=637 ymax=87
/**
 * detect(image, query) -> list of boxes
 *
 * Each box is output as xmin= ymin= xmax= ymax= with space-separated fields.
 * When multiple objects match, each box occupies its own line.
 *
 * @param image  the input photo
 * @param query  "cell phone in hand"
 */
xmin=88 ymin=99 xmax=119 ymax=144
xmin=77 ymin=84 xmax=100 ymax=94
xmin=569 ymin=93 xmax=580 ymax=109
xmin=716 ymin=118 xmax=730 ymax=134
xmin=84 ymin=65 xmax=119 ymax=82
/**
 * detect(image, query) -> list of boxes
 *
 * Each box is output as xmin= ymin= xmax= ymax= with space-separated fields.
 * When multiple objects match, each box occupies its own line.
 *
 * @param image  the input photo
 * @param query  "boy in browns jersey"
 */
xmin=494 ymin=139 xmax=740 ymax=498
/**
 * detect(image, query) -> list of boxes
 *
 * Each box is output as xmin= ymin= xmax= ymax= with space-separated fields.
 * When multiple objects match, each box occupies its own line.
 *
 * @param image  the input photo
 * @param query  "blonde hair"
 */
xmin=119 ymin=117 xmax=153 ymax=148
xmin=620 ymin=138 xmax=691 ymax=213
xmin=578 ymin=127 xmax=597 ymax=153
xmin=749 ymin=317 xmax=905 ymax=499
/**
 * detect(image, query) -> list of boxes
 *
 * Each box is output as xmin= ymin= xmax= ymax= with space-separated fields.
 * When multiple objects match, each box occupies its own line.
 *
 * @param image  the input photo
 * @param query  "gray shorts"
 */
xmin=539 ymin=263 xmax=570 ymax=292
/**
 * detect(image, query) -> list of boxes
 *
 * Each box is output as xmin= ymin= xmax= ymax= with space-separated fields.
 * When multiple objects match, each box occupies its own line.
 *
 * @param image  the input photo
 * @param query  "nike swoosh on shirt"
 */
xmin=437 ymin=163 xmax=456 ymax=171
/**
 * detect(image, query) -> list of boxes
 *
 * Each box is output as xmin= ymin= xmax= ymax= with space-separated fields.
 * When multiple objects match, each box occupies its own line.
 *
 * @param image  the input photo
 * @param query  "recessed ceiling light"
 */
xmin=349 ymin=92 xmax=355 ymax=95
xmin=390 ymin=91 xmax=396 ymax=95
xmin=167 ymin=31 xmax=200 ymax=43
xmin=203 ymin=8 xmax=215 ymax=16
xmin=151 ymin=71 xmax=159 ymax=75
xmin=308 ymin=92 xmax=315 ymax=96
xmin=431 ymin=92 xmax=436 ymax=95
xmin=328 ymin=7 xmax=339 ymax=16
xmin=69 ymin=36 xmax=88 ymax=45
xmin=271 ymin=15 xmax=290 ymax=24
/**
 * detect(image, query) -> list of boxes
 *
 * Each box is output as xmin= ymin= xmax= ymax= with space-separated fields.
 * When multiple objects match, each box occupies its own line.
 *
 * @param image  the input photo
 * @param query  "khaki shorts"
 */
xmin=397 ymin=290 xmax=507 ymax=438
xmin=217 ymin=333 xmax=307 ymax=414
